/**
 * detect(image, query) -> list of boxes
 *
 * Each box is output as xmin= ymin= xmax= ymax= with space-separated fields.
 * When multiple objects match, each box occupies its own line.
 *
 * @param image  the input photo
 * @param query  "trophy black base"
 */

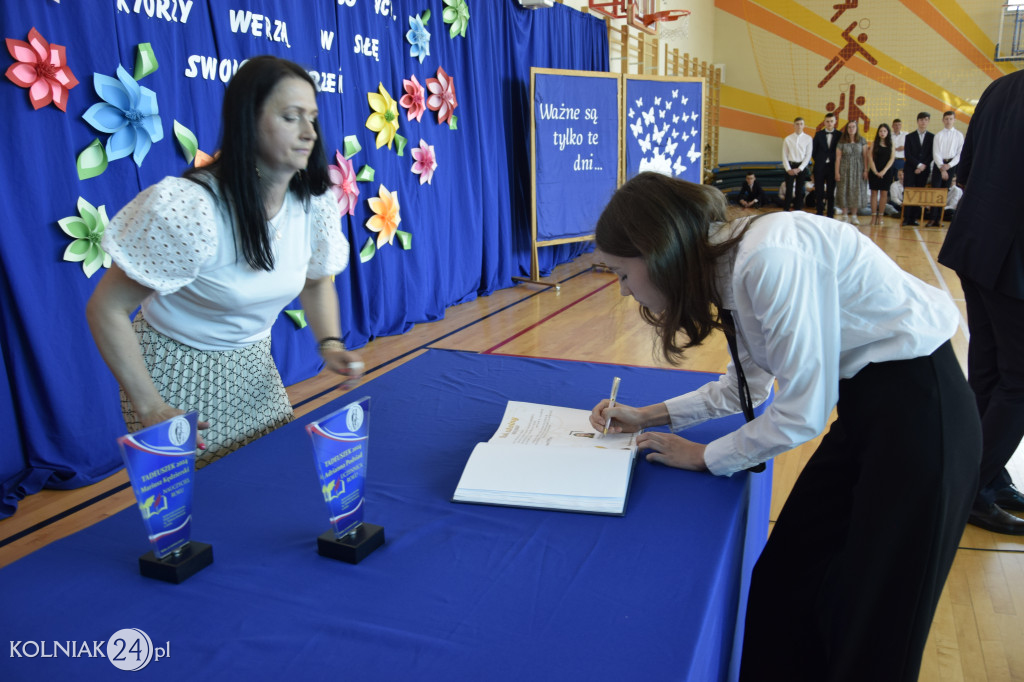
xmin=139 ymin=541 xmax=214 ymax=584
xmin=317 ymin=523 xmax=385 ymax=564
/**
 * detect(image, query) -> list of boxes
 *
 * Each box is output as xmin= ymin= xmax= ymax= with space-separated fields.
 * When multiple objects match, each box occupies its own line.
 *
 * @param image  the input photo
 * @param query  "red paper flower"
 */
xmin=399 ymin=75 xmax=426 ymax=123
xmin=426 ymin=66 xmax=457 ymax=125
xmin=5 ymin=27 xmax=78 ymax=111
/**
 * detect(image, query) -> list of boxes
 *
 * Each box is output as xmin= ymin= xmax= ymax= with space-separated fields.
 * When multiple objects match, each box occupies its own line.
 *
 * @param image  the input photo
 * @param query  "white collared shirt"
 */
xmin=664 ymin=213 xmax=958 ymax=476
xmin=890 ymin=180 xmax=904 ymax=204
xmin=782 ymin=132 xmax=813 ymax=171
xmin=892 ymin=131 xmax=906 ymax=159
xmin=933 ymin=127 xmax=965 ymax=167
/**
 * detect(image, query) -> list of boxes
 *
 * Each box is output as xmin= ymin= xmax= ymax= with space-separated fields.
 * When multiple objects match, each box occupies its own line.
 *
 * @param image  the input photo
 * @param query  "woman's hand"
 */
xmin=637 ymin=432 xmax=708 ymax=472
xmin=590 ymin=401 xmax=668 ymax=434
xmin=137 ymin=401 xmax=211 ymax=450
xmin=322 ymin=348 xmax=364 ymax=388
xmin=862 ymin=170 xmax=869 ymax=180
xmin=834 ymin=171 xmax=841 ymax=182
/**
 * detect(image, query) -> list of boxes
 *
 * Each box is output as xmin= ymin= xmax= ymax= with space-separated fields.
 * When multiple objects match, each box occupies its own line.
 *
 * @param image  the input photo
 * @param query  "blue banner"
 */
xmin=624 ymin=77 xmax=704 ymax=184
xmin=118 ymin=411 xmax=198 ymax=559
xmin=533 ymin=70 xmax=620 ymax=242
xmin=307 ymin=397 xmax=371 ymax=537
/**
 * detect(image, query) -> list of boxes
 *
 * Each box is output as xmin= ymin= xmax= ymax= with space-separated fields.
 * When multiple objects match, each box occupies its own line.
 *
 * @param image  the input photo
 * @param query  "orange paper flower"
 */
xmin=366 ymin=185 xmax=401 ymax=248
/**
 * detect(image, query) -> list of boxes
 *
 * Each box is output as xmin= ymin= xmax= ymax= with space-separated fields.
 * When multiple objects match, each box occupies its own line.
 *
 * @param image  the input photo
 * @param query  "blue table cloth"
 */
xmin=1 ymin=350 xmax=770 ymax=681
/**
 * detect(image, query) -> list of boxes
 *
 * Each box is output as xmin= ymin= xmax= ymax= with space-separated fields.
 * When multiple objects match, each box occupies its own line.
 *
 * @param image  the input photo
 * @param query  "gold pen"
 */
xmin=603 ymin=376 xmax=621 ymax=436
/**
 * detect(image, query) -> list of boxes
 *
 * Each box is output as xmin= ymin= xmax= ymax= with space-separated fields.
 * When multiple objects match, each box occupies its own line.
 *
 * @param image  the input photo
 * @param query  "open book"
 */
xmin=452 ymin=401 xmax=639 ymax=515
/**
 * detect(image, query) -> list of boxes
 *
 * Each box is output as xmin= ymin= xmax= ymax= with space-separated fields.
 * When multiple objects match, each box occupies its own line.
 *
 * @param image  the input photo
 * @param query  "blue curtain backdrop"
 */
xmin=0 ymin=1 xmax=608 ymax=517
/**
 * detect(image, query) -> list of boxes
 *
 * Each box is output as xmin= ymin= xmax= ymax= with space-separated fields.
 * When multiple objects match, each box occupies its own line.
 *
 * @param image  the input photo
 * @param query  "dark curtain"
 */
xmin=0 ymin=0 xmax=608 ymax=517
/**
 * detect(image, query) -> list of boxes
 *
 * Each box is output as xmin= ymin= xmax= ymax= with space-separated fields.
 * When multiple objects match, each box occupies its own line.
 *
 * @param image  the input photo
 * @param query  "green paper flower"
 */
xmin=76 ymin=139 xmax=108 ymax=180
xmin=58 ymin=197 xmax=111 ymax=278
xmin=443 ymin=0 xmax=469 ymax=39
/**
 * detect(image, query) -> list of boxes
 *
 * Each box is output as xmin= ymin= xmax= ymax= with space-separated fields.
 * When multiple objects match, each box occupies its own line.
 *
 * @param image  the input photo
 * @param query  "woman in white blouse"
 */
xmin=589 ymin=172 xmax=979 ymax=680
xmin=87 ymin=56 xmax=362 ymax=463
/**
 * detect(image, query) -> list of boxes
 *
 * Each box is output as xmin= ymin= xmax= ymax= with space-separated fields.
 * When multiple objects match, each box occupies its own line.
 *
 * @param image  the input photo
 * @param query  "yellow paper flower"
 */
xmin=365 ymin=83 xmax=400 ymax=149
xmin=366 ymin=185 xmax=401 ymax=247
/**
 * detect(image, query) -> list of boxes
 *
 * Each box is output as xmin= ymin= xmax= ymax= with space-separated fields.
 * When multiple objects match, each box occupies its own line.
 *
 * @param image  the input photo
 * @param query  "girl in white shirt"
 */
xmin=87 ymin=57 xmax=363 ymax=464
xmin=589 ymin=172 xmax=980 ymax=681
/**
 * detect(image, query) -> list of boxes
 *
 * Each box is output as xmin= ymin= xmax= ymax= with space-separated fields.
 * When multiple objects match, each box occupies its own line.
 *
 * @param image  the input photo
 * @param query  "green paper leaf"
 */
xmin=284 ymin=309 xmax=308 ymax=329
xmin=173 ymin=120 xmax=199 ymax=165
xmin=359 ymin=238 xmax=376 ymax=263
xmin=343 ymin=135 xmax=362 ymax=159
xmin=63 ymin=239 xmax=90 ymax=261
xmin=135 ymin=43 xmax=159 ymax=80
xmin=58 ymin=217 xmax=89 ymax=239
xmin=395 ymin=134 xmax=408 ymax=156
xmin=422 ymin=9 xmax=431 ymax=24
xmin=76 ymin=197 xmax=100 ymax=232
xmin=449 ymin=21 xmax=459 ymax=39
xmin=356 ymin=165 xmax=375 ymax=182
xmin=396 ymin=230 xmax=412 ymax=250
xmin=83 ymin=245 xmax=105 ymax=278
xmin=449 ymin=115 xmax=458 ymax=130
xmin=76 ymin=139 xmax=108 ymax=180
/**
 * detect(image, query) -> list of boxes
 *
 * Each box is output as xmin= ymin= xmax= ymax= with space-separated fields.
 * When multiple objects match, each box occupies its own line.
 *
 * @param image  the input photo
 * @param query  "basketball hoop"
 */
xmin=588 ymin=1 xmax=690 ymax=34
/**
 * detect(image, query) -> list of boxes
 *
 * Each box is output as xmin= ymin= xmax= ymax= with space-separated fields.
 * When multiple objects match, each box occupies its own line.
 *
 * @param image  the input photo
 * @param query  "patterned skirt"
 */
xmin=121 ymin=315 xmax=293 ymax=467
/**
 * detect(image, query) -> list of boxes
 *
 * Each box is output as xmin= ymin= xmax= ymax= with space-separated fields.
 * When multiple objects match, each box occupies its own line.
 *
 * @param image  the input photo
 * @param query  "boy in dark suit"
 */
xmin=902 ymin=112 xmax=933 ymax=226
xmin=812 ymin=111 xmax=839 ymax=217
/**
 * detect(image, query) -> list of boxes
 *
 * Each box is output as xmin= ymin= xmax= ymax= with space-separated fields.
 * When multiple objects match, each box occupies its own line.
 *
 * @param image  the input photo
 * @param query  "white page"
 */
xmin=488 ymin=401 xmax=636 ymax=451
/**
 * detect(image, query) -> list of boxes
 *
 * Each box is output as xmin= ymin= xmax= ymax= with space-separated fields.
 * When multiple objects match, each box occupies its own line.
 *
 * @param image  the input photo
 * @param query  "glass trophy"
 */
xmin=118 ymin=410 xmax=213 ymax=583
xmin=307 ymin=397 xmax=384 ymax=564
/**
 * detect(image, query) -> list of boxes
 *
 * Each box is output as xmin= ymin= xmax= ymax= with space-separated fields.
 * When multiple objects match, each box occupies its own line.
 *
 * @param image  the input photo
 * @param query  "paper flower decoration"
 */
xmin=365 ymin=83 xmax=400 ymax=150
xmin=406 ymin=12 xmax=431 ymax=64
xmin=328 ymin=150 xmax=360 ymax=216
xmin=411 ymin=140 xmax=437 ymax=185
xmin=5 ymin=27 xmax=78 ymax=111
xmin=426 ymin=67 xmax=458 ymax=125
xmin=443 ymin=0 xmax=470 ymax=39
xmin=366 ymin=185 xmax=401 ymax=248
xmin=58 ymin=197 xmax=111 ymax=278
xmin=399 ymin=75 xmax=426 ymax=123
xmin=82 ymin=64 xmax=163 ymax=166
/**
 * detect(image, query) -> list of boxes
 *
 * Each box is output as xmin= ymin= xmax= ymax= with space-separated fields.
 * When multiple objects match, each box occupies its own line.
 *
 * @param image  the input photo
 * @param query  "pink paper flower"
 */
xmin=328 ymin=150 xmax=360 ymax=216
xmin=399 ymin=75 xmax=426 ymax=123
xmin=426 ymin=66 xmax=457 ymax=125
xmin=411 ymin=139 xmax=437 ymax=185
xmin=5 ymin=27 xmax=78 ymax=111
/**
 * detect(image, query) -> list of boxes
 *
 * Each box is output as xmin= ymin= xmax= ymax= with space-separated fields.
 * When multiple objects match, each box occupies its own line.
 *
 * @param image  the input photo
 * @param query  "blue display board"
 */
xmin=624 ymin=76 xmax=704 ymax=184
xmin=532 ymin=69 xmax=620 ymax=243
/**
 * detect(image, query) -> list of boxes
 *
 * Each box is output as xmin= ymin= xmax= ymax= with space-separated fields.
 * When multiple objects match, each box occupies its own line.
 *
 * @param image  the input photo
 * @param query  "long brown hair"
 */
xmin=595 ymin=172 xmax=744 ymax=365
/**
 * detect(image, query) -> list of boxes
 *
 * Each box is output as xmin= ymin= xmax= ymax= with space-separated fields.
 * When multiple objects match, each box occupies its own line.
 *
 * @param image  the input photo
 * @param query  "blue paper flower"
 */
xmin=406 ymin=13 xmax=431 ymax=64
xmin=82 ymin=64 xmax=163 ymax=166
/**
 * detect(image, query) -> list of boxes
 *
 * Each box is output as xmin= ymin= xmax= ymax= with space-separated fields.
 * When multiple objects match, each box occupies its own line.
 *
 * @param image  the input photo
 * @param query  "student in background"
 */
xmin=812 ymin=111 xmax=840 ymax=218
xmin=736 ymin=172 xmax=766 ymax=209
xmin=928 ymin=111 xmax=965 ymax=227
xmin=889 ymin=168 xmax=905 ymax=215
xmin=834 ymin=120 xmax=869 ymax=224
xmin=891 ymin=118 xmax=906 ymax=172
xmin=781 ymin=117 xmax=813 ymax=212
xmin=902 ymin=112 xmax=934 ymax=226
xmin=867 ymin=123 xmax=896 ymax=225
xmin=590 ymin=172 xmax=979 ymax=681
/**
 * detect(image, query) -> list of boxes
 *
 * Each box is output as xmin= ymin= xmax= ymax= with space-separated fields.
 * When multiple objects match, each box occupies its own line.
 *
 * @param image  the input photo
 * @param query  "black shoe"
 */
xmin=968 ymin=504 xmax=1024 ymax=535
xmin=994 ymin=485 xmax=1024 ymax=512
xmin=902 ymin=220 xmax=919 ymax=226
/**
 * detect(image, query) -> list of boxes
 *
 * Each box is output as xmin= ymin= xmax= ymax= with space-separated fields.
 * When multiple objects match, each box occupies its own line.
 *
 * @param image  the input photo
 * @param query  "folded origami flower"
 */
xmin=5 ymin=27 xmax=78 ymax=111
xmin=426 ymin=67 xmax=457 ymax=125
xmin=82 ymin=64 xmax=163 ymax=166
xmin=406 ymin=13 xmax=431 ymax=64
xmin=58 ymin=197 xmax=111 ymax=278
xmin=366 ymin=83 xmax=400 ymax=149
xmin=443 ymin=0 xmax=470 ymax=39
xmin=399 ymin=75 xmax=426 ymax=123
xmin=411 ymin=140 xmax=437 ymax=185
xmin=329 ymin=150 xmax=360 ymax=216
xmin=366 ymin=185 xmax=401 ymax=248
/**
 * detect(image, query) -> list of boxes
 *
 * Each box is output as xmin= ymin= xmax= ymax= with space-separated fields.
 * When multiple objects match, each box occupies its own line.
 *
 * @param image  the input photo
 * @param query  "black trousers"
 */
xmin=814 ymin=165 xmax=836 ymax=217
xmin=740 ymin=341 xmax=980 ymax=682
xmin=783 ymin=165 xmax=806 ymax=211
xmin=928 ymin=164 xmax=956 ymax=222
xmin=960 ymin=277 xmax=1024 ymax=506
